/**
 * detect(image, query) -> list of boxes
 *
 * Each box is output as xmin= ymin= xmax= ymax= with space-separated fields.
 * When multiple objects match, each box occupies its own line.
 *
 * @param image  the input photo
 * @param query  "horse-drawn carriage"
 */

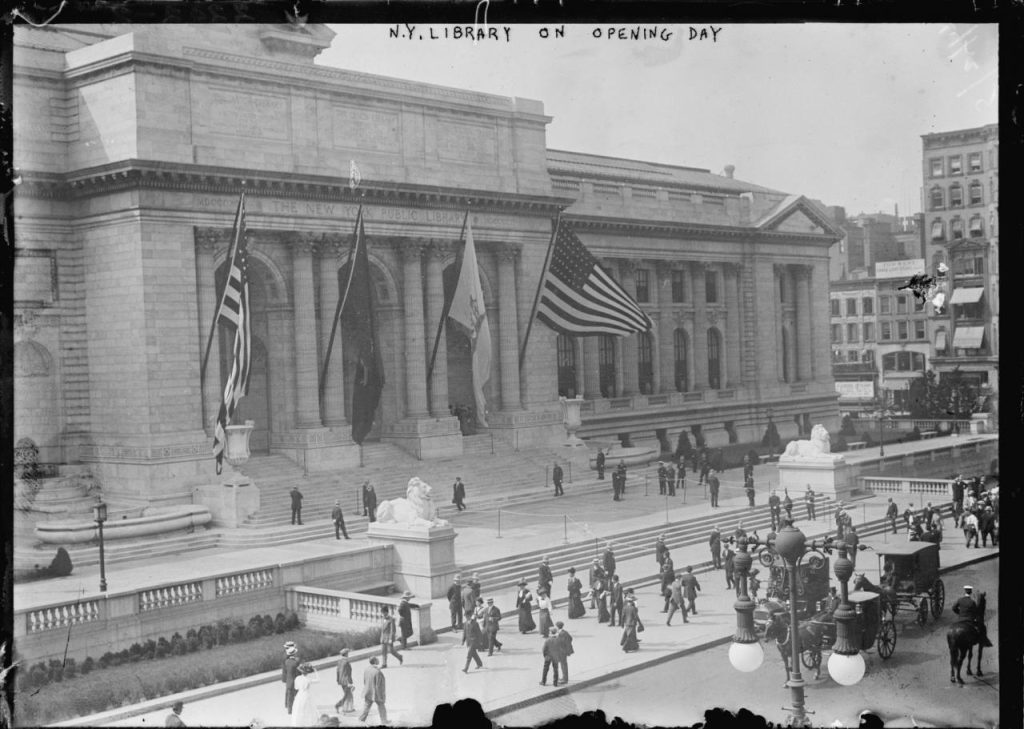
xmin=799 ymin=590 xmax=897 ymax=671
xmin=752 ymin=550 xmax=830 ymax=633
xmin=855 ymin=542 xmax=945 ymax=627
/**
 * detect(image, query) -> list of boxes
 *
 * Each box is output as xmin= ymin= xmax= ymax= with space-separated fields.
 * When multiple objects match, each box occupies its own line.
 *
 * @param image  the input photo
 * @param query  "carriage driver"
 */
xmin=953 ymin=586 xmax=992 ymax=647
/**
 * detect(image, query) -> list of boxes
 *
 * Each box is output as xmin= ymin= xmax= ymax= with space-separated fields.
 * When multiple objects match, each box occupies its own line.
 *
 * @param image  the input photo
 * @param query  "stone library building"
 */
xmin=13 ymin=24 xmax=843 ymax=510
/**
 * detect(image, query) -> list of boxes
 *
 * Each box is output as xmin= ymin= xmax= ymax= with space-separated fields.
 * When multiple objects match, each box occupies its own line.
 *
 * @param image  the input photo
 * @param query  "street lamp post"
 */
xmin=92 ymin=500 xmax=108 ymax=592
xmin=728 ymin=520 xmax=866 ymax=726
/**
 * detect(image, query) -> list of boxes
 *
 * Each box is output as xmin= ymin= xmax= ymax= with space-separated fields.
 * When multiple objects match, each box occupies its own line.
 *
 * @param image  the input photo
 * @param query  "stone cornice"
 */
xmin=565 ymin=214 xmax=836 ymax=246
xmin=23 ymin=161 xmax=573 ymax=216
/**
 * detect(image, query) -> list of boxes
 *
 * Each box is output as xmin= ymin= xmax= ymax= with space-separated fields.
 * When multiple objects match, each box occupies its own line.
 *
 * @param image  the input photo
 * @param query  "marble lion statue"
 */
xmin=783 ymin=424 xmax=832 ymax=458
xmin=375 ymin=477 xmax=449 ymax=527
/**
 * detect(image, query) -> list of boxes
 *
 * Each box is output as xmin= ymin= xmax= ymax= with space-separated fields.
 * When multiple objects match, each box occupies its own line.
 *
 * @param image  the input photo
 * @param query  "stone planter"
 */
xmin=224 ymin=421 xmax=255 ymax=467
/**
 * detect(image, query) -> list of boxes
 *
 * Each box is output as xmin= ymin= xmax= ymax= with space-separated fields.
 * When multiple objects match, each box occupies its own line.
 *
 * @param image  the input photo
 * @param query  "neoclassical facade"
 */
xmin=13 ymin=24 xmax=841 ymax=507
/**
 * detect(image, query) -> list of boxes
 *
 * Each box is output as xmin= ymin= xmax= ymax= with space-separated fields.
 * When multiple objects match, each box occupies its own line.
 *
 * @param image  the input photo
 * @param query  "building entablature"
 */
xmin=922 ymin=124 xmax=998 ymax=149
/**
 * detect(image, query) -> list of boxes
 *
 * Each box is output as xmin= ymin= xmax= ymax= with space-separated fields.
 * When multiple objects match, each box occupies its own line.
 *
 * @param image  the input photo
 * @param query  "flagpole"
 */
xmin=519 ymin=212 xmax=561 ymax=371
xmin=319 ymin=206 xmax=363 ymax=413
xmin=426 ymin=209 xmax=470 ymax=382
xmin=201 ymin=190 xmax=245 ymax=388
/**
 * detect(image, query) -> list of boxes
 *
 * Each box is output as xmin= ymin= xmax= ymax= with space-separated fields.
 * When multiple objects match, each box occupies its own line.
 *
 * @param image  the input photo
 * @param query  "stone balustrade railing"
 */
xmin=215 ymin=568 xmax=275 ymax=598
xmin=890 ymin=418 xmax=973 ymax=433
xmin=860 ymin=476 xmax=953 ymax=498
xmin=286 ymin=586 xmax=434 ymax=645
xmin=139 ymin=582 xmax=203 ymax=612
xmin=28 ymin=599 xmax=102 ymax=633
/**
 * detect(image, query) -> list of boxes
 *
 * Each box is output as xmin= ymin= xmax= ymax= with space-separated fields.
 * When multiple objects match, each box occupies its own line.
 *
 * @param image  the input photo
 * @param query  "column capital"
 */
xmin=619 ymin=259 xmax=637 ymax=275
xmin=497 ymin=244 xmax=520 ymax=263
xmin=398 ymin=240 xmax=428 ymax=262
xmin=319 ymin=233 xmax=346 ymax=258
xmin=426 ymin=240 xmax=452 ymax=261
xmin=195 ymin=227 xmax=228 ymax=252
xmin=690 ymin=260 xmax=708 ymax=273
xmin=289 ymin=232 xmax=320 ymax=256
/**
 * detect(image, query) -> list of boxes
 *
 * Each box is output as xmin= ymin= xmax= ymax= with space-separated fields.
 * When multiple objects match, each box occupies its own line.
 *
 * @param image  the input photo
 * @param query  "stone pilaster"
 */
xmin=724 ymin=263 xmax=742 ymax=388
xmin=810 ymin=261 xmax=833 ymax=383
xmin=318 ymin=234 xmax=348 ymax=427
xmin=619 ymin=260 xmax=639 ymax=396
xmin=401 ymin=242 xmax=430 ymax=418
xmin=754 ymin=259 xmax=780 ymax=385
xmin=291 ymin=234 xmax=322 ymax=428
xmin=794 ymin=264 xmax=813 ymax=382
xmin=691 ymin=262 xmax=708 ymax=389
xmin=497 ymin=245 xmax=522 ymax=410
xmin=424 ymin=241 xmax=450 ymax=418
xmin=583 ymin=336 xmax=601 ymax=399
xmin=195 ymin=228 xmax=225 ymax=435
xmin=656 ymin=268 xmax=675 ymax=393
xmin=739 ymin=260 xmax=759 ymax=386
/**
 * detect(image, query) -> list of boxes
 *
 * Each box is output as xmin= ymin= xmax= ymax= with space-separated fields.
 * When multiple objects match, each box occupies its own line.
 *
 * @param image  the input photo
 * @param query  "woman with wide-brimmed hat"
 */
xmin=536 ymin=586 xmax=554 ymax=637
xmin=397 ymin=591 xmax=415 ymax=649
xmin=515 ymin=578 xmax=537 ymax=633
xmin=291 ymin=662 xmax=319 ymax=727
xmin=566 ymin=567 xmax=586 ymax=619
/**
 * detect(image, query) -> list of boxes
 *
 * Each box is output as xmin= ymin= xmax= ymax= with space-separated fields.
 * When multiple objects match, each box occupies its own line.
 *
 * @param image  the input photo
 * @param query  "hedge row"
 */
xmin=19 ymin=610 xmax=301 ymax=691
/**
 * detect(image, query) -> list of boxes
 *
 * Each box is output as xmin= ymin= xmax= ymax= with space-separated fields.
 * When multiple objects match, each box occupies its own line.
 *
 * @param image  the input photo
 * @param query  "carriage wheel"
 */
xmin=801 ymin=647 xmax=822 ymax=671
xmin=930 ymin=579 xmax=945 ymax=619
xmin=916 ymin=598 xmax=929 ymax=627
xmin=758 ymin=549 xmax=775 ymax=568
xmin=877 ymin=619 xmax=897 ymax=660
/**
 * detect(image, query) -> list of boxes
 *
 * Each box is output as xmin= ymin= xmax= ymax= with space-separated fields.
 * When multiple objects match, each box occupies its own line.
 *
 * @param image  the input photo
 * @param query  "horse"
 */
xmin=853 ymin=573 xmax=897 ymax=617
xmin=947 ymin=592 xmax=989 ymax=684
xmin=764 ymin=612 xmax=826 ymax=682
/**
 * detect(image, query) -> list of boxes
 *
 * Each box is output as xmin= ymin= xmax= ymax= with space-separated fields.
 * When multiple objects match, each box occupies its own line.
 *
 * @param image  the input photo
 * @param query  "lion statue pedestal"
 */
xmin=366 ymin=478 xmax=457 ymax=599
xmin=777 ymin=424 xmax=853 ymax=501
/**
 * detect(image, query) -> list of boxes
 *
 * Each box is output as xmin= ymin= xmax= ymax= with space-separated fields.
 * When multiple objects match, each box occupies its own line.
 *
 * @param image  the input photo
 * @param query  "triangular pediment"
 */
xmin=754 ymin=195 xmax=842 ymax=239
xmin=773 ymin=209 xmax=826 ymax=234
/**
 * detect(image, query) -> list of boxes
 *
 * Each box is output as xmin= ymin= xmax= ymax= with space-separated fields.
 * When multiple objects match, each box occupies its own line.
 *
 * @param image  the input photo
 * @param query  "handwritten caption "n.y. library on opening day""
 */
xmin=388 ymin=25 xmax=722 ymax=43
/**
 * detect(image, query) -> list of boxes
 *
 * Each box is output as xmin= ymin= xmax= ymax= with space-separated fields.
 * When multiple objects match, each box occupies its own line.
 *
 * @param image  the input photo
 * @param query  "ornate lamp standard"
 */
xmin=728 ymin=520 xmax=866 ymax=726
xmin=92 ymin=499 xmax=108 ymax=593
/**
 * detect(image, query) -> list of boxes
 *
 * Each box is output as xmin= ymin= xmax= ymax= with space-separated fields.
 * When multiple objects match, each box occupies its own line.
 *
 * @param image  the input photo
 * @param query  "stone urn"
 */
xmin=224 ymin=420 xmax=255 ymax=467
xmin=559 ymin=396 xmax=586 ymax=448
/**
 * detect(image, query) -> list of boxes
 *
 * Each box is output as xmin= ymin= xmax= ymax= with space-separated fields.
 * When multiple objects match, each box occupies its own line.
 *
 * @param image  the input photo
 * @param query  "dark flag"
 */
xmin=336 ymin=209 xmax=384 ymax=444
xmin=211 ymin=192 xmax=251 ymax=474
xmin=535 ymin=220 xmax=653 ymax=336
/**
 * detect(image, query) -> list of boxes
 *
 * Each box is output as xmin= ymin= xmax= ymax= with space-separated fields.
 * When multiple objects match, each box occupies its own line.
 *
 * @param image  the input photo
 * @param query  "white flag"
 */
xmin=448 ymin=219 xmax=492 ymax=426
xmin=349 ymin=160 xmax=361 ymax=191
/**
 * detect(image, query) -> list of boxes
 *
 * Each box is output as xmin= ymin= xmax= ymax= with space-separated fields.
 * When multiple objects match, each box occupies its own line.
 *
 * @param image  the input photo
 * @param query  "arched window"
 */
xmin=707 ymin=328 xmax=722 ymax=390
xmin=781 ymin=327 xmax=791 ymax=383
xmin=556 ymin=334 xmax=577 ymax=398
xmin=598 ymin=335 xmax=617 ymax=398
xmin=637 ymin=332 xmax=654 ymax=394
xmin=673 ymin=328 xmax=688 ymax=392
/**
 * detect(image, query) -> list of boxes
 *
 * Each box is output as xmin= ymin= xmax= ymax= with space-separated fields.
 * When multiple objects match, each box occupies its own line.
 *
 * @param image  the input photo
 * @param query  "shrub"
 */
xmin=247 ymin=616 xmax=265 ymax=639
xmin=216 ymin=619 xmax=232 ymax=645
xmin=48 ymin=659 xmax=64 ymax=683
xmin=840 ymin=414 xmax=857 ymax=436
xmin=155 ymin=637 xmax=171 ymax=659
xmin=128 ymin=642 xmax=143 ymax=662
xmin=198 ymin=626 xmax=215 ymax=650
xmin=28 ymin=662 xmax=48 ymax=689
xmin=144 ymin=639 xmax=157 ymax=659
xmin=170 ymin=632 xmax=187 ymax=656
xmin=262 ymin=614 xmax=275 ymax=635
xmin=98 ymin=652 xmax=114 ymax=669
xmin=675 ymin=431 xmax=694 ymax=459
xmin=274 ymin=613 xmax=287 ymax=634
xmin=63 ymin=658 xmax=77 ymax=680
xmin=906 ymin=427 xmax=921 ymax=442
xmin=284 ymin=611 xmax=300 ymax=631
xmin=229 ymin=620 xmax=247 ymax=644
xmin=48 ymin=547 xmax=74 ymax=577
xmin=833 ymin=436 xmax=848 ymax=453
xmin=80 ymin=656 xmax=94 ymax=675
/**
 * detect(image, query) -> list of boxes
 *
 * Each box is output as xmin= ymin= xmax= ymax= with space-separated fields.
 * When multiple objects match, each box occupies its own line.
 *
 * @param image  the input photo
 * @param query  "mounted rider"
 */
xmin=952 ymin=585 xmax=992 ymax=647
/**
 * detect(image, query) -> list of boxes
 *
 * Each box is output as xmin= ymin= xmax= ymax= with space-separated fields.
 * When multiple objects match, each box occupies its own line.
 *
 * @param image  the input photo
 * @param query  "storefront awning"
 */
xmin=949 ymin=287 xmax=984 ymax=305
xmin=952 ymin=326 xmax=985 ymax=349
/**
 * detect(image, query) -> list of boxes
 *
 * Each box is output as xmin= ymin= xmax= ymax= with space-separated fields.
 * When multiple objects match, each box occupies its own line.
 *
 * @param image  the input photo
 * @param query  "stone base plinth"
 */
xmin=486 ymin=408 xmax=564 ymax=451
xmin=381 ymin=417 xmax=463 ymax=460
xmin=777 ymin=457 xmax=853 ymax=501
xmin=364 ymin=522 xmax=457 ymax=599
xmin=271 ymin=427 xmax=361 ymax=471
xmin=195 ymin=474 xmax=261 ymax=528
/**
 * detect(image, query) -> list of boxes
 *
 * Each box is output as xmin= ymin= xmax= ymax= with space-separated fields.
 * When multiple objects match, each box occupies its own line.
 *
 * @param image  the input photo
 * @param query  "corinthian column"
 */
xmin=795 ymin=265 xmax=813 ymax=381
xmin=318 ymin=234 xmax=348 ymax=427
xmin=292 ymin=234 xmax=322 ymax=427
xmin=583 ymin=336 xmax=601 ymax=399
xmin=619 ymin=260 xmax=639 ymax=396
xmin=691 ymin=262 xmax=708 ymax=389
xmin=497 ymin=245 xmax=522 ymax=410
xmin=401 ymin=242 xmax=430 ymax=418
xmin=196 ymin=228 xmax=225 ymax=435
xmin=424 ymin=241 xmax=450 ymax=417
xmin=724 ymin=263 xmax=742 ymax=388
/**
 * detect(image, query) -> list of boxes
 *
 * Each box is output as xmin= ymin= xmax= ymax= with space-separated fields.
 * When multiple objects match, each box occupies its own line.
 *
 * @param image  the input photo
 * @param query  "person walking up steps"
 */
xmin=290 ymin=486 xmax=304 ymax=525
xmin=331 ymin=500 xmax=350 ymax=540
xmin=805 ymin=486 xmax=816 ymax=520
xmin=452 ymin=476 xmax=467 ymax=511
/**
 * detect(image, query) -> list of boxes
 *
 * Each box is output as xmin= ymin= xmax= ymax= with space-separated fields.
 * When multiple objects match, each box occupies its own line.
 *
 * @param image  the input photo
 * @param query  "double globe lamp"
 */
xmin=728 ymin=521 xmax=866 ymax=725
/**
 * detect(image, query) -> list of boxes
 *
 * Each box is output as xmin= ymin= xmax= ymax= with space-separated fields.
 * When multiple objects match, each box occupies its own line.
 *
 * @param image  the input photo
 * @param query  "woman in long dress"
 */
xmin=567 ymin=567 xmax=586 ymax=619
xmin=536 ymin=588 xmax=554 ymax=637
xmin=595 ymin=581 xmax=611 ymax=623
xmin=516 ymin=579 xmax=537 ymax=633
xmin=291 ymin=663 xmax=319 ymax=727
xmin=620 ymin=595 xmax=643 ymax=653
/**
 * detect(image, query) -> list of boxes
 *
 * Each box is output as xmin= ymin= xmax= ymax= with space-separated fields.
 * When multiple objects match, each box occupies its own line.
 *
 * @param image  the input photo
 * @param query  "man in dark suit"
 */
xmin=469 ymin=572 xmax=482 ymax=602
xmin=953 ymin=586 xmax=992 ymax=646
xmin=611 ymin=468 xmax=621 ymax=501
xmin=768 ymin=490 xmax=781 ymax=531
xmin=660 ymin=562 xmax=675 ymax=612
xmin=679 ymin=565 xmax=701 ymax=615
xmin=707 ymin=469 xmax=720 ymax=508
xmin=744 ymin=475 xmax=755 ymax=507
xmin=555 ymin=622 xmax=574 ymax=683
xmin=447 ymin=575 xmax=464 ymax=630
xmin=709 ymin=526 xmax=722 ymax=569
xmin=331 ymin=500 xmax=350 ymax=540
xmin=282 ymin=641 xmax=300 ymax=714
xmin=979 ymin=506 xmax=998 ymax=547
xmin=608 ymin=574 xmax=624 ymax=627
xmin=698 ymin=449 xmax=710 ymax=486
xmin=363 ymin=481 xmax=377 ymax=522
xmin=616 ymin=461 xmax=627 ymax=492
xmin=537 ymin=556 xmax=553 ymax=596
xmin=666 ymin=463 xmax=677 ymax=496
xmin=724 ymin=546 xmax=736 ymax=593
xmin=782 ymin=490 xmax=794 ymax=522
xmin=676 ymin=457 xmax=686 ymax=493
xmin=462 ymin=615 xmax=484 ymax=672
xmin=596 ymin=448 xmax=606 ymax=479
xmin=452 ymin=477 xmax=466 ymax=511
xmin=742 ymin=454 xmax=754 ymax=481
xmin=666 ymin=573 xmax=689 ymax=625
xmin=603 ymin=545 xmax=616 ymax=579
xmin=658 ymin=462 xmax=667 ymax=495
xmin=805 ymin=486 xmax=817 ymax=520
xmin=552 ymin=462 xmax=564 ymax=496
xmin=484 ymin=598 xmax=503 ymax=655
xmin=655 ymin=534 xmax=668 ymax=568
xmin=290 ymin=487 xmax=304 ymax=525
xmin=541 ymin=627 xmax=562 ymax=686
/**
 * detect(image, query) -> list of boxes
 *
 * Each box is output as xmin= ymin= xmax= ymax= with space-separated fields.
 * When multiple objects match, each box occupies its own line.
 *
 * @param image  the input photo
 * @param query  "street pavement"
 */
xmin=50 ymin=463 xmax=998 ymax=727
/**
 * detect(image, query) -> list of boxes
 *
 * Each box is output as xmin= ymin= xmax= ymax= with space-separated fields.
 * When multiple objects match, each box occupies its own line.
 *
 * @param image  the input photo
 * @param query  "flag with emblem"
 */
xmin=447 ymin=218 xmax=492 ymax=426
xmin=211 ymin=192 xmax=251 ymax=474
xmin=534 ymin=220 xmax=653 ymax=336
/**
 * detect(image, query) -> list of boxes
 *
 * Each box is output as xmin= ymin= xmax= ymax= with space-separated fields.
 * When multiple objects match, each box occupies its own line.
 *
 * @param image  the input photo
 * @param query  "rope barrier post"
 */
xmin=563 ymin=515 xmax=568 ymax=544
xmin=497 ymin=508 xmax=502 ymax=539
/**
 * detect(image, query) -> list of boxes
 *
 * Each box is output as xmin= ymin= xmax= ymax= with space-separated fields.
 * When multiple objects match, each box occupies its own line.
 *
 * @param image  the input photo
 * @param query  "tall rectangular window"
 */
xmin=897 ymin=321 xmax=909 ymax=340
xmin=707 ymin=329 xmax=721 ymax=389
xmin=879 ymin=296 xmax=891 ymax=315
xmin=969 ymin=152 xmax=982 ymax=172
xmin=671 ymin=270 xmax=686 ymax=303
xmin=881 ymin=322 xmax=892 ymax=340
xmin=862 ymin=297 xmax=874 ymax=315
xmin=556 ymin=334 xmax=577 ymax=398
xmin=950 ymin=185 xmax=963 ymax=207
xmin=949 ymin=156 xmax=962 ymax=175
xmin=598 ymin=335 xmax=617 ymax=398
xmin=847 ymin=323 xmax=859 ymax=342
xmin=846 ymin=299 xmax=857 ymax=316
xmin=930 ymin=158 xmax=944 ymax=177
xmin=705 ymin=269 xmax=719 ymax=303
xmin=830 ymin=299 xmax=840 ymax=316
xmin=831 ymin=324 xmax=842 ymax=343
xmin=635 ymin=269 xmax=650 ymax=303
xmin=969 ymin=181 xmax=983 ymax=205
xmin=863 ymin=323 xmax=874 ymax=341
xmin=914 ymin=320 xmax=926 ymax=339
xmin=896 ymin=295 xmax=908 ymax=314
xmin=637 ymin=332 xmax=654 ymax=394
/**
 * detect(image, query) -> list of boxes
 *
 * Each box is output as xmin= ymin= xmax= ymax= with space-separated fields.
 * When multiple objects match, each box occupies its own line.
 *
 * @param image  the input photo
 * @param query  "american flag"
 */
xmin=535 ymin=222 xmax=653 ymax=336
xmin=211 ymin=193 xmax=251 ymax=474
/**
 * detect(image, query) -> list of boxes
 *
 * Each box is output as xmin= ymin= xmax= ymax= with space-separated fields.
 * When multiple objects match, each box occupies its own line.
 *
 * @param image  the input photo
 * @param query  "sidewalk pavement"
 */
xmin=57 ymin=488 xmax=999 ymax=727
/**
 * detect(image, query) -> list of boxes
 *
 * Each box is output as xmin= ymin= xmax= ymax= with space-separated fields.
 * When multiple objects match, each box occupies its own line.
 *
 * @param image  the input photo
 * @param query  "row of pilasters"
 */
xmin=195 ymin=230 xmax=525 ymax=438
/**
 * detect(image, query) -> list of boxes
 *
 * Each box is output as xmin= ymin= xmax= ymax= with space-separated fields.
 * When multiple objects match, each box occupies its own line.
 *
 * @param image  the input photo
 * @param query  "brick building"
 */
xmin=13 ymin=24 xmax=842 ymax=509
